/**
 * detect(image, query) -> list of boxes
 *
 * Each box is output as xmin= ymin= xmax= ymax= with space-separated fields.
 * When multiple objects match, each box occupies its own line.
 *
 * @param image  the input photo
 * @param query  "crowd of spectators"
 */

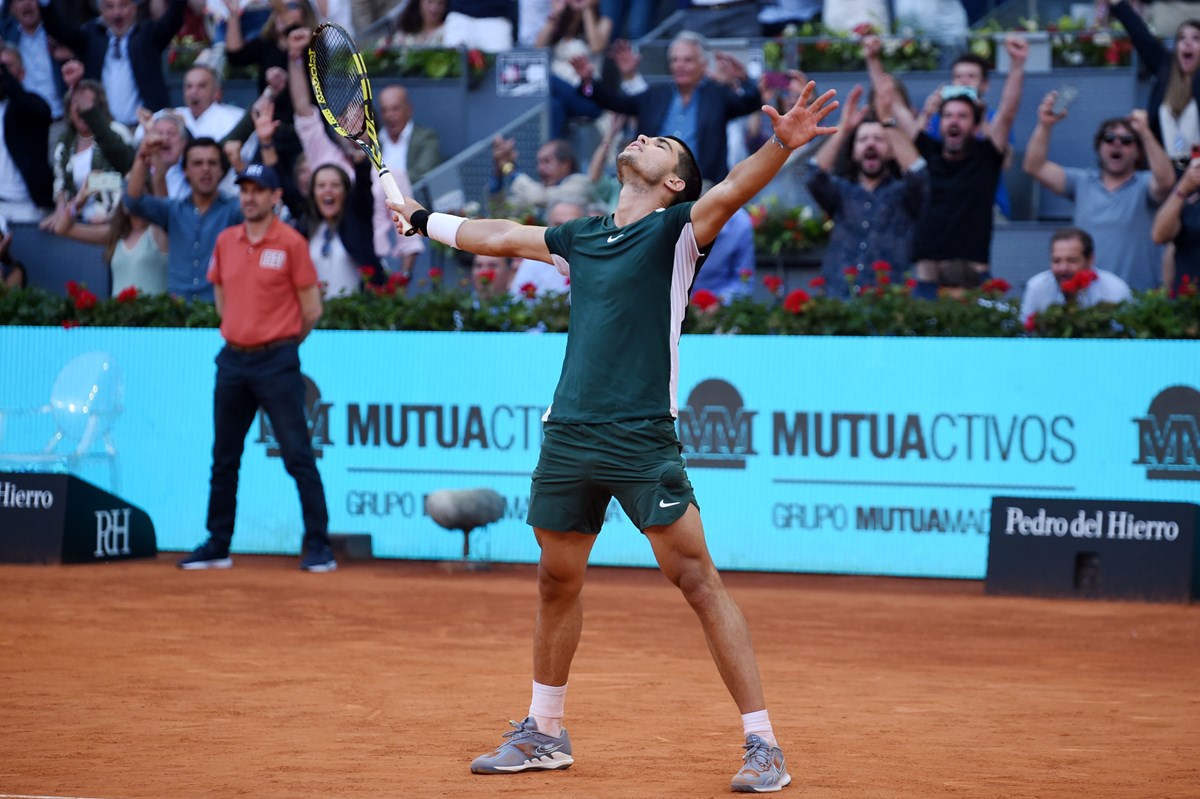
xmin=1 ymin=0 xmax=1197 ymax=320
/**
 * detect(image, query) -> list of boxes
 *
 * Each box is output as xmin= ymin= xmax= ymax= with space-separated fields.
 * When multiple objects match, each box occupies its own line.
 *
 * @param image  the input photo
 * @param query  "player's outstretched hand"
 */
xmin=386 ymin=196 xmax=428 ymax=237
xmin=764 ymin=80 xmax=838 ymax=150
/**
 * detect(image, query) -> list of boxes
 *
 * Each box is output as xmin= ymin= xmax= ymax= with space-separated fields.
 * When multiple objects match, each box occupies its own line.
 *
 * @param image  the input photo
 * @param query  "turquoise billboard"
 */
xmin=1 ymin=327 xmax=1196 ymax=578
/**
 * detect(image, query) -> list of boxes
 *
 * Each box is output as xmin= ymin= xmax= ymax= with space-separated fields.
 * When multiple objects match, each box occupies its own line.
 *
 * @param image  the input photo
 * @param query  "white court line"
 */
xmin=0 ymin=794 xmax=118 ymax=799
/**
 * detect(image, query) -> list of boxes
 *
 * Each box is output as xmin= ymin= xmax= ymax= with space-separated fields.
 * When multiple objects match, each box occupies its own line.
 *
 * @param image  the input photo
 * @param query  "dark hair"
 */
xmin=951 ymin=53 xmax=990 ymax=83
xmin=183 ymin=136 xmax=229 ymax=173
xmin=103 ymin=203 xmax=133 ymax=264
xmin=1051 ymin=226 xmax=1094 ymax=260
xmin=939 ymin=95 xmax=984 ymax=125
xmin=261 ymin=0 xmax=318 ymax=44
xmin=306 ymin=163 xmax=351 ymax=226
xmin=665 ymin=135 xmax=702 ymax=205
xmin=543 ymin=139 xmax=578 ymax=173
xmin=1093 ymin=117 xmax=1146 ymax=168
xmin=835 ymin=117 xmax=902 ymax=182
xmin=397 ymin=0 xmax=447 ymax=35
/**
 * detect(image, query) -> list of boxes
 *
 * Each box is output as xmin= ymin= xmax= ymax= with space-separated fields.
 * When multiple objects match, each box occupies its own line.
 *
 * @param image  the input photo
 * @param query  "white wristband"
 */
xmin=427 ymin=212 xmax=466 ymax=248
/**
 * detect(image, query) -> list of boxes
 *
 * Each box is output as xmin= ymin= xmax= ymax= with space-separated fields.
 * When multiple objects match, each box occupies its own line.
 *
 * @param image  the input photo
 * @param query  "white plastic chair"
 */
xmin=0 ymin=351 xmax=124 ymax=491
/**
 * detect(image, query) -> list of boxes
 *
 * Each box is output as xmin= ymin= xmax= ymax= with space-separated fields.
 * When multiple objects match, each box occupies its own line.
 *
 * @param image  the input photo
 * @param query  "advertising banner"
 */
xmin=1 ymin=328 xmax=1197 ymax=578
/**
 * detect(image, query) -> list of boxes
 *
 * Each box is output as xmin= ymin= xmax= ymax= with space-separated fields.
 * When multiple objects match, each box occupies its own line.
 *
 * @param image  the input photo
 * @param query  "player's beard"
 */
xmin=616 ymin=150 xmax=668 ymax=190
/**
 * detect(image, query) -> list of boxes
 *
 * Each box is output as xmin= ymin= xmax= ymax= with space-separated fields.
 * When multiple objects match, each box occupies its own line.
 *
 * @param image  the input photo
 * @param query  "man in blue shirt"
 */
xmin=124 ymin=135 xmax=243 ymax=302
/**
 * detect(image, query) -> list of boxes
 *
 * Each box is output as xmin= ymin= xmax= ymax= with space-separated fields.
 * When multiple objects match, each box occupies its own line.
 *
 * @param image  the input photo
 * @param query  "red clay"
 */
xmin=1 ymin=555 xmax=1197 ymax=799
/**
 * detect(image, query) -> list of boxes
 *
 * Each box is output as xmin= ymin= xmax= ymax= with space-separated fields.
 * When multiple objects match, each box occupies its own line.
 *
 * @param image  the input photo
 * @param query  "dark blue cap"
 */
xmin=235 ymin=163 xmax=280 ymax=190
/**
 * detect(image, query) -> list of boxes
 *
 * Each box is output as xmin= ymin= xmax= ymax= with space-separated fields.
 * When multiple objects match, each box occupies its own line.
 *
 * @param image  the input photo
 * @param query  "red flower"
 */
xmin=386 ymin=271 xmax=411 ymax=295
xmin=783 ymin=288 xmax=810 ymax=314
xmin=871 ymin=260 xmax=891 ymax=273
xmin=980 ymin=278 xmax=1011 ymax=295
xmin=763 ymin=275 xmax=784 ymax=294
xmin=690 ymin=288 xmax=720 ymax=311
xmin=1180 ymin=275 xmax=1198 ymax=296
xmin=809 ymin=275 xmax=826 ymax=289
xmin=467 ymin=49 xmax=486 ymax=71
xmin=116 ymin=286 xmax=139 ymax=303
xmin=748 ymin=206 xmax=767 ymax=228
xmin=1105 ymin=43 xmax=1121 ymax=65
xmin=476 ymin=268 xmax=496 ymax=285
xmin=843 ymin=265 xmax=859 ymax=278
xmin=73 ymin=289 xmax=97 ymax=310
xmin=61 ymin=319 xmax=80 ymax=329
xmin=358 ymin=265 xmax=377 ymax=281
xmin=876 ymin=273 xmax=891 ymax=286
xmin=1076 ymin=268 xmax=1098 ymax=290
xmin=738 ymin=268 xmax=753 ymax=283
xmin=428 ymin=267 xmax=443 ymax=282
xmin=1024 ymin=313 xmax=1037 ymax=332
xmin=65 ymin=280 xmax=80 ymax=297
xmin=519 ymin=282 xmax=537 ymax=299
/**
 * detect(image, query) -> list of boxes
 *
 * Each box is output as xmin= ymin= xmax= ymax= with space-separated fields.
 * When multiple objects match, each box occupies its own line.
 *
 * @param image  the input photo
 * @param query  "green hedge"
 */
xmin=3 ymin=279 xmax=1197 ymax=339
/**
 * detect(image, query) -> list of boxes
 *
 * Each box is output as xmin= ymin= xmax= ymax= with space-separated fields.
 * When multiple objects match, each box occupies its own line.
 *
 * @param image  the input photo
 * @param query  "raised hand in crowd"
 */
xmin=492 ymin=135 xmax=517 ymax=176
xmin=710 ymin=51 xmax=748 ymax=88
xmin=1004 ymin=32 xmax=1030 ymax=64
xmin=136 ymin=105 xmax=154 ymax=134
xmin=1036 ymin=89 xmax=1067 ymax=127
xmin=223 ymin=140 xmax=245 ymax=175
xmin=609 ymin=38 xmax=640 ymax=80
xmin=265 ymin=66 xmax=288 ymax=100
xmin=287 ymin=26 xmax=312 ymax=62
xmin=569 ymin=51 xmax=594 ymax=84
xmin=60 ymin=59 xmax=83 ymax=91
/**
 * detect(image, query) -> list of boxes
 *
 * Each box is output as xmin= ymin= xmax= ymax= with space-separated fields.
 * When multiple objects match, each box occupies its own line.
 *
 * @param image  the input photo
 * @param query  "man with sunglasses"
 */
xmin=1023 ymin=93 xmax=1175 ymax=291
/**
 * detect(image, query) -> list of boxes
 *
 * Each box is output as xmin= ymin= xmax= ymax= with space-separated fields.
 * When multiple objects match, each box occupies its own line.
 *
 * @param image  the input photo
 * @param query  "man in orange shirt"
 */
xmin=177 ymin=163 xmax=336 ymax=573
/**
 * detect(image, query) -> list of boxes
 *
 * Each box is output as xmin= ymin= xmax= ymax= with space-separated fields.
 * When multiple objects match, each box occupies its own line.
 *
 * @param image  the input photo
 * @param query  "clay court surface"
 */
xmin=1 ymin=555 xmax=1198 ymax=799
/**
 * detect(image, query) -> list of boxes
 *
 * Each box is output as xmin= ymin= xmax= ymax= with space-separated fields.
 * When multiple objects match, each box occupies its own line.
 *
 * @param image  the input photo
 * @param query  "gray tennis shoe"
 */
xmin=730 ymin=734 xmax=792 ymax=793
xmin=470 ymin=716 xmax=574 ymax=774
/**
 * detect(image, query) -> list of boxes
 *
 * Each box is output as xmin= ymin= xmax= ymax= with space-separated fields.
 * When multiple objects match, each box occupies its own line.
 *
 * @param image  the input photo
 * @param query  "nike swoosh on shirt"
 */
xmin=659 ymin=500 xmax=681 ymax=508
xmin=607 ymin=233 xmax=624 ymax=243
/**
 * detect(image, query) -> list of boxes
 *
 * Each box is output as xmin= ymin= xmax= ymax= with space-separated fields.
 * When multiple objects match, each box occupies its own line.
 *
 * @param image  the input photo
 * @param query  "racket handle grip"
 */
xmin=380 ymin=170 xmax=412 ymax=234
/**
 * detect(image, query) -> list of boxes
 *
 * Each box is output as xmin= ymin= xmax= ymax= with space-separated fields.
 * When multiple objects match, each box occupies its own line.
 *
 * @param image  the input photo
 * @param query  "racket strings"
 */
xmin=311 ymin=29 xmax=369 ymax=138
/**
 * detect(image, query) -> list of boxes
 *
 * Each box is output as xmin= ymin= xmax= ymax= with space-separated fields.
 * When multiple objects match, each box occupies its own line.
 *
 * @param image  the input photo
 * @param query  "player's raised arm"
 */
xmin=691 ymin=81 xmax=837 ymax=247
xmin=387 ymin=197 xmax=554 ymax=263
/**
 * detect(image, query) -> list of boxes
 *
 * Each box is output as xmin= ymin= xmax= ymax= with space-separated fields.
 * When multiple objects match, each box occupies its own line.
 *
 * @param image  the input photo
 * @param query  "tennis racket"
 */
xmin=307 ymin=22 xmax=411 ymax=232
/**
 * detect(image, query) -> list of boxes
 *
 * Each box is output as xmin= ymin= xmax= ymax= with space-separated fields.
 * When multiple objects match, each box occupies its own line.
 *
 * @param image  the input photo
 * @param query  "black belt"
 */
xmin=226 ymin=336 xmax=300 ymax=353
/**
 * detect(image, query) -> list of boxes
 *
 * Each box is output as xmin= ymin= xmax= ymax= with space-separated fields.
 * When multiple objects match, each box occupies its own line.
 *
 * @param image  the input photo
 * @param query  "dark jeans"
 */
xmin=205 ymin=343 xmax=328 ymax=550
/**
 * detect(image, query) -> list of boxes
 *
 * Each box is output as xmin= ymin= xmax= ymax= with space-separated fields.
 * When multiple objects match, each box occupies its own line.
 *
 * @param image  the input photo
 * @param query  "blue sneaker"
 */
xmin=299 ymin=541 xmax=337 ymax=573
xmin=730 ymin=734 xmax=791 ymax=793
xmin=470 ymin=717 xmax=573 ymax=774
xmin=177 ymin=540 xmax=232 ymax=570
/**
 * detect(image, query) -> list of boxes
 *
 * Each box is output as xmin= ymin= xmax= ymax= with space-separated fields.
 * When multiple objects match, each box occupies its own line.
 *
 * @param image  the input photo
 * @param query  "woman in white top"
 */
xmin=49 ymin=200 xmax=168 ymax=297
xmin=301 ymin=160 xmax=383 ymax=298
xmin=541 ymin=0 xmax=612 ymax=139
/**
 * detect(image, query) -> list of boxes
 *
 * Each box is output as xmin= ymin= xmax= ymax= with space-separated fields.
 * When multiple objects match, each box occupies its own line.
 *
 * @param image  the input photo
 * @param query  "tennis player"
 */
xmin=389 ymin=81 xmax=837 ymax=793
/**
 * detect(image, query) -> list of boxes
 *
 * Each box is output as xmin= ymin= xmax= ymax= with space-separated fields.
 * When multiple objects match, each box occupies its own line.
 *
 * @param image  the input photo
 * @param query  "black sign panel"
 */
xmin=0 ymin=472 xmax=157 ymax=564
xmin=987 ymin=496 xmax=1199 ymax=602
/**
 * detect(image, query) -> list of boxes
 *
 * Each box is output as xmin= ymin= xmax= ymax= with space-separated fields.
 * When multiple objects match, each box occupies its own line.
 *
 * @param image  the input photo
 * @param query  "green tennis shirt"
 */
xmin=542 ymin=201 xmax=702 ymax=423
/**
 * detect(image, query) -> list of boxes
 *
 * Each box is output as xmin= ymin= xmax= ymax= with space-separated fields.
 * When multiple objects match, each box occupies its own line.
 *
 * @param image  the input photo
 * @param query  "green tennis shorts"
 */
xmin=526 ymin=418 xmax=698 ymax=535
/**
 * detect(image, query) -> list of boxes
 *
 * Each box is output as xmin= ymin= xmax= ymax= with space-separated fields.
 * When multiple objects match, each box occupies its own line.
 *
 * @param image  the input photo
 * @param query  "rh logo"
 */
xmin=94 ymin=508 xmax=131 ymax=557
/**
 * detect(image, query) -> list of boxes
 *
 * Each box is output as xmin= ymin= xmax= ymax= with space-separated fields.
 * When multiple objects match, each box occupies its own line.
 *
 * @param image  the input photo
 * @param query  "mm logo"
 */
xmin=1132 ymin=385 xmax=1200 ymax=481
xmin=677 ymin=379 xmax=756 ymax=470
xmin=256 ymin=374 xmax=334 ymax=459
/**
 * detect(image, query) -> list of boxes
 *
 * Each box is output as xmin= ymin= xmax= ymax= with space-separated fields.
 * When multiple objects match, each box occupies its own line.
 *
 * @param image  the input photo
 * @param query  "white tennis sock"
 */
xmin=742 ymin=709 xmax=777 ymax=747
xmin=529 ymin=680 xmax=567 ymax=738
